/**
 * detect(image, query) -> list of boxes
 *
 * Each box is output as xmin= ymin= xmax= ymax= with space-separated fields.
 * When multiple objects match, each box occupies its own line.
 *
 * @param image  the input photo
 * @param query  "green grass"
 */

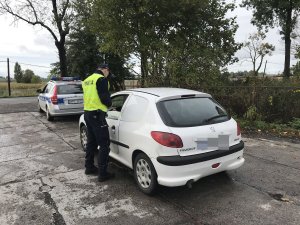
xmin=0 ymin=82 xmax=45 ymax=97
xmin=236 ymin=118 xmax=300 ymax=139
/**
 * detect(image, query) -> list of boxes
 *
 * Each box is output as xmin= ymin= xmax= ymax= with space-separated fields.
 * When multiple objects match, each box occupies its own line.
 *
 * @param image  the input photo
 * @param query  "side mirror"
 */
xmin=36 ymin=89 xmax=42 ymax=93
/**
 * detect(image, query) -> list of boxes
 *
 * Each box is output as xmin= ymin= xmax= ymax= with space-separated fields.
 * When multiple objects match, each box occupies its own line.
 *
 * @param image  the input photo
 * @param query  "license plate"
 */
xmin=196 ymin=135 xmax=230 ymax=151
xmin=196 ymin=140 xmax=208 ymax=150
xmin=68 ymin=99 xmax=83 ymax=104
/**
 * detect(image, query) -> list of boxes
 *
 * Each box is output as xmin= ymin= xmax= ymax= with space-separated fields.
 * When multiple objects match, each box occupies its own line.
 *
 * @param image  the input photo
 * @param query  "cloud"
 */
xmin=225 ymin=0 xmax=299 ymax=74
xmin=0 ymin=16 xmax=57 ymax=78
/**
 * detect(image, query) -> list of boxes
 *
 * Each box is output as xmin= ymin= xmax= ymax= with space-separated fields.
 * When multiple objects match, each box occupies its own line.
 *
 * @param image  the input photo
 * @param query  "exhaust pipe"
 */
xmin=186 ymin=179 xmax=194 ymax=189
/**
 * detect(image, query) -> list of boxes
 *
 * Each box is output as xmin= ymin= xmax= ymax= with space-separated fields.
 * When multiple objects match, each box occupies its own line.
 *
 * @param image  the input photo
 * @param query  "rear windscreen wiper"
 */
xmin=204 ymin=115 xmax=228 ymax=123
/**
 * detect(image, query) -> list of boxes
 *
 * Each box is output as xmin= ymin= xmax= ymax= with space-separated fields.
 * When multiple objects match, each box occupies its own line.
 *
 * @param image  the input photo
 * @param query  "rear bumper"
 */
xmin=152 ymin=149 xmax=244 ymax=187
xmin=49 ymin=105 xmax=83 ymax=116
xmin=157 ymin=141 xmax=244 ymax=166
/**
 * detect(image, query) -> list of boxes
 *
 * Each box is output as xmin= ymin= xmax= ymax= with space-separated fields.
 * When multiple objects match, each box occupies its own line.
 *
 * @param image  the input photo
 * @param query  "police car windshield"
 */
xmin=57 ymin=84 xmax=83 ymax=94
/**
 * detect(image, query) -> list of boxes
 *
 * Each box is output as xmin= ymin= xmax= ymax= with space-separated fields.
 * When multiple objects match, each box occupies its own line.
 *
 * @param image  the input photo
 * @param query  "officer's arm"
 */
xmin=96 ymin=78 xmax=112 ymax=107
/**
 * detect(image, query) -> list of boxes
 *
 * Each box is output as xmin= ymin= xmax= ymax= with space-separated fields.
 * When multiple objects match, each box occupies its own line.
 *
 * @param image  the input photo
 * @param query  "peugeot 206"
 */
xmin=79 ymin=88 xmax=245 ymax=194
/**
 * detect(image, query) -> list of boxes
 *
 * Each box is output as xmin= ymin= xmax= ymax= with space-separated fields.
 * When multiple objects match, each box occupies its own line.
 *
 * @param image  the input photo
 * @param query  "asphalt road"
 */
xmin=0 ymin=96 xmax=37 ymax=113
xmin=0 ymin=97 xmax=299 ymax=225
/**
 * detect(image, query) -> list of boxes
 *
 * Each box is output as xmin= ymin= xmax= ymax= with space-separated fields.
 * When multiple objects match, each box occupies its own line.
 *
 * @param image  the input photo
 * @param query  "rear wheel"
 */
xmin=46 ymin=106 xmax=54 ymax=121
xmin=134 ymin=153 xmax=158 ymax=195
xmin=80 ymin=125 xmax=88 ymax=152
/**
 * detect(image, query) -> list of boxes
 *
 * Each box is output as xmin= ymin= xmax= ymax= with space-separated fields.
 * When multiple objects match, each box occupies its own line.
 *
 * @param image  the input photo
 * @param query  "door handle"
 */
xmin=111 ymin=125 xmax=116 ymax=134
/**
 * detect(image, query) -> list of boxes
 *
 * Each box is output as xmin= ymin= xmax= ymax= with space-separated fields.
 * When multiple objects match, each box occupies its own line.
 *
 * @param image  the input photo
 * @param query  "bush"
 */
xmin=204 ymin=78 xmax=300 ymax=123
xmin=31 ymin=75 xmax=42 ymax=83
xmin=289 ymin=118 xmax=300 ymax=129
xmin=243 ymin=105 xmax=262 ymax=121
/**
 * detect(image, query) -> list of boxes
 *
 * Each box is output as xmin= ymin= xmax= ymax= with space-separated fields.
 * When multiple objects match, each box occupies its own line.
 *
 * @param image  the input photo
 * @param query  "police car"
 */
xmin=37 ymin=77 xmax=84 ymax=121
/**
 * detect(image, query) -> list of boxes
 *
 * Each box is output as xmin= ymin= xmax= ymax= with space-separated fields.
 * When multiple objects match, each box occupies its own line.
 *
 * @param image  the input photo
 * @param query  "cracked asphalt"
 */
xmin=0 ymin=97 xmax=299 ymax=225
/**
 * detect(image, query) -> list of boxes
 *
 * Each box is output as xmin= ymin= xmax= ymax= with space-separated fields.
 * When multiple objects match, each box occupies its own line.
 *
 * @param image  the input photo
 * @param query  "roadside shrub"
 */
xmin=289 ymin=118 xmax=300 ymax=130
xmin=205 ymin=79 xmax=300 ymax=123
xmin=243 ymin=105 xmax=262 ymax=121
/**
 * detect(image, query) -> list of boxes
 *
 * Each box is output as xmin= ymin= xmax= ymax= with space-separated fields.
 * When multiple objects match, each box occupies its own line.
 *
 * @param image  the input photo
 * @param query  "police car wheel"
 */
xmin=80 ymin=125 xmax=88 ymax=152
xmin=38 ymin=101 xmax=43 ymax=113
xmin=46 ymin=107 xmax=54 ymax=121
xmin=134 ymin=153 xmax=158 ymax=195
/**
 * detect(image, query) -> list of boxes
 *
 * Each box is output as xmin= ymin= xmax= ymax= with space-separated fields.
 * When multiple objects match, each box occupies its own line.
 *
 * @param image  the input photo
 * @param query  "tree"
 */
xmin=22 ymin=69 xmax=35 ymax=83
xmin=31 ymin=75 xmax=42 ymax=83
xmin=49 ymin=62 xmax=61 ymax=78
xmin=242 ymin=0 xmax=300 ymax=78
xmin=66 ymin=0 xmax=133 ymax=90
xmin=66 ymin=0 xmax=103 ymax=78
xmin=0 ymin=0 xmax=73 ymax=77
xmin=244 ymin=32 xmax=275 ymax=76
xmin=14 ymin=62 xmax=23 ymax=83
xmin=88 ymin=0 xmax=240 ymax=87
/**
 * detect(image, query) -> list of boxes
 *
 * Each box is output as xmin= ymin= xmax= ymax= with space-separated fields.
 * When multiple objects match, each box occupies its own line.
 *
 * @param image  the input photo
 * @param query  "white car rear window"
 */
xmin=157 ymin=97 xmax=230 ymax=127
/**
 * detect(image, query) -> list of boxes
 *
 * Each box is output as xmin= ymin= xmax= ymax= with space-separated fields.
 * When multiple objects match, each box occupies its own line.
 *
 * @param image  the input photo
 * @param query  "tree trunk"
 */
xmin=140 ymin=52 xmax=148 ymax=87
xmin=56 ymin=41 xmax=68 ymax=77
xmin=283 ymin=7 xmax=292 ymax=78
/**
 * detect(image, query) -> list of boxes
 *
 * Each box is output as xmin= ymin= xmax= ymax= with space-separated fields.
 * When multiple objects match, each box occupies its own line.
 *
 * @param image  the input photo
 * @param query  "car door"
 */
xmin=107 ymin=94 xmax=129 ymax=156
xmin=39 ymin=84 xmax=52 ymax=111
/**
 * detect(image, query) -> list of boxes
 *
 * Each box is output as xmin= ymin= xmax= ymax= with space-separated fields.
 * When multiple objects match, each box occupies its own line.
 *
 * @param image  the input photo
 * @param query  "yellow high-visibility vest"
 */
xmin=82 ymin=73 xmax=110 ymax=112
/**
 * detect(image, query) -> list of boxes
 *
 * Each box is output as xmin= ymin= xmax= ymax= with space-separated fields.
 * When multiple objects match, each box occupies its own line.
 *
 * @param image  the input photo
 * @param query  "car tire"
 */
xmin=80 ymin=125 xmax=88 ymax=152
xmin=46 ymin=106 xmax=54 ymax=121
xmin=134 ymin=153 xmax=158 ymax=195
xmin=38 ymin=101 xmax=43 ymax=113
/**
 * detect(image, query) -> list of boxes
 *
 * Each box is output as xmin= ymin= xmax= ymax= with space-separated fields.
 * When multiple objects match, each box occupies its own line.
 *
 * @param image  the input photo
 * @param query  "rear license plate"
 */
xmin=68 ymin=99 xmax=83 ymax=104
xmin=196 ymin=140 xmax=208 ymax=150
xmin=196 ymin=135 xmax=230 ymax=151
xmin=218 ymin=135 xmax=229 ymax=150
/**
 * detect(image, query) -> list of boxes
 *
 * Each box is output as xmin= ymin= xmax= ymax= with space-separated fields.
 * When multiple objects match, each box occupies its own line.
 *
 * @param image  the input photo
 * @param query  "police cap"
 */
xmin=98 ymin=63 xmax=109 ymax=70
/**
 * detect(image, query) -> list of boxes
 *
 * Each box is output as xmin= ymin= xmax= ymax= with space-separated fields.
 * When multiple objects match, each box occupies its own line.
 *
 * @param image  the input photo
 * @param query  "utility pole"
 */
xmin=7 ymin=58 xmax=11 ymax=96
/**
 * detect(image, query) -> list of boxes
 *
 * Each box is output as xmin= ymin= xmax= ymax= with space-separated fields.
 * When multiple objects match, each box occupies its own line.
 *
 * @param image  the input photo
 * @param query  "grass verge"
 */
xmin=0 ymin=82 xmax=45 ymax=97
xmin=237 ymin=118 xmax=300 ymax=139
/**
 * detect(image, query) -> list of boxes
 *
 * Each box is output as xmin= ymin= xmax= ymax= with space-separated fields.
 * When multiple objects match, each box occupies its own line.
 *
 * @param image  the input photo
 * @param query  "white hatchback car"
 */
xmin=37 ymin=77 xmax=84 ymax=121
xmin=79 ymin=88 xmax=244 ymax=194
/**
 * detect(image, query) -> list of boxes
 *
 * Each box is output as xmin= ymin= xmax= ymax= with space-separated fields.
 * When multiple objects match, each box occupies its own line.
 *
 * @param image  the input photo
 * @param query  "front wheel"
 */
xmin=134 ymin=153 xmax=158 ymax=195
xmin=80 ymin=125 xmax=88 ymax=152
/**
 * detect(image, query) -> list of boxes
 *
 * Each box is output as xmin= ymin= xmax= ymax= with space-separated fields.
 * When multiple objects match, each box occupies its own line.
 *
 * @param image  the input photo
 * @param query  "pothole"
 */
xmin=268 ymin=193 xmax=293 ymax=203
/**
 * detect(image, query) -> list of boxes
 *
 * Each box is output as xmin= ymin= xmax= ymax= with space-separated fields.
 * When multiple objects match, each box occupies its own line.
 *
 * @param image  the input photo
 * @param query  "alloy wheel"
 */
xmin=136 ymin=158 xmax=152 ymax=188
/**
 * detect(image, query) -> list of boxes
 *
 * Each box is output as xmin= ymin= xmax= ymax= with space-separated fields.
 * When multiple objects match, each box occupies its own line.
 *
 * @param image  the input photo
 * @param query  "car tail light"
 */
xmin=151 ymin=131 xmax=183 ymax=148
xmin=50 ymin=86 xmax=58 ymax=105
xmin=237 ymin=123 xmax=241 ymax=136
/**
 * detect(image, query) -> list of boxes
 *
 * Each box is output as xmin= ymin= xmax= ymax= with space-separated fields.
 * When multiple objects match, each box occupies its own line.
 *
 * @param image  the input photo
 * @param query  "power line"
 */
xmin=0 ymin=57 xmax=52 ymax=68
xmin=10 ymin=61 xmax=51 ymax=68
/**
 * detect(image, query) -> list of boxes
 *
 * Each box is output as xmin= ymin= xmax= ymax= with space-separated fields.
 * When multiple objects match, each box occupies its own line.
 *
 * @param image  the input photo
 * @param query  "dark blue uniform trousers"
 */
xmin=84 ymin=110 xmax=110 ymax=177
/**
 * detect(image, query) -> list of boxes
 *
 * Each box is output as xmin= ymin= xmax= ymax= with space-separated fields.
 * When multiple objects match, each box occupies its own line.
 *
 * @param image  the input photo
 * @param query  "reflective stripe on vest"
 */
xmin=82 ymin=73 xmax=110 ymax=112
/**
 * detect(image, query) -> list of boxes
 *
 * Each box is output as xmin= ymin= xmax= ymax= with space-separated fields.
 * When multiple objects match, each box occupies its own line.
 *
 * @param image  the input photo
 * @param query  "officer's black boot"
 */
xmin=85 ymin=165 xmax=98 ymax=175
xmin=98 ymin=165 xmax=115 ymax=182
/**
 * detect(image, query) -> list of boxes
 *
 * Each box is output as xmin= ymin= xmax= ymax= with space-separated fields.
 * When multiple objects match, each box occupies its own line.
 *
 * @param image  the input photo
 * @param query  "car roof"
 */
xmin=49 ymin=80 xmax=82 ymax=85
xmin=127 ymin=87 xmax=210 ymax=99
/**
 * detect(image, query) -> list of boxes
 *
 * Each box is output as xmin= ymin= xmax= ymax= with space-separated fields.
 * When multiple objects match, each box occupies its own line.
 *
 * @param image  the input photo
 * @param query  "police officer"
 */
xmin=82 ymin=63 xmax=114 ymax=182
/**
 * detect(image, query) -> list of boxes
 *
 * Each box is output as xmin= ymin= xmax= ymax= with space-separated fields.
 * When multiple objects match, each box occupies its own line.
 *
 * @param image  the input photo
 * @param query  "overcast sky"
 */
xmin=0 ymin=0 xmax=298 ymax=78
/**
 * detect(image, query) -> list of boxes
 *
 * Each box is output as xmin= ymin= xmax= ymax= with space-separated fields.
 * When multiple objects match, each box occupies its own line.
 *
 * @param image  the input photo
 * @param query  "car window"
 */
xmin=121 ymin=95 xmax=148 ymax=122
xmin=157 ymin=97 xmax=230 ymax=127
xmin=107 ymin=94 xmax=129 ymax=120
xmin=57 ymin=84 xmax=83 ymax=94
xmin=44 ymin=84 xmax=53 ymax=94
